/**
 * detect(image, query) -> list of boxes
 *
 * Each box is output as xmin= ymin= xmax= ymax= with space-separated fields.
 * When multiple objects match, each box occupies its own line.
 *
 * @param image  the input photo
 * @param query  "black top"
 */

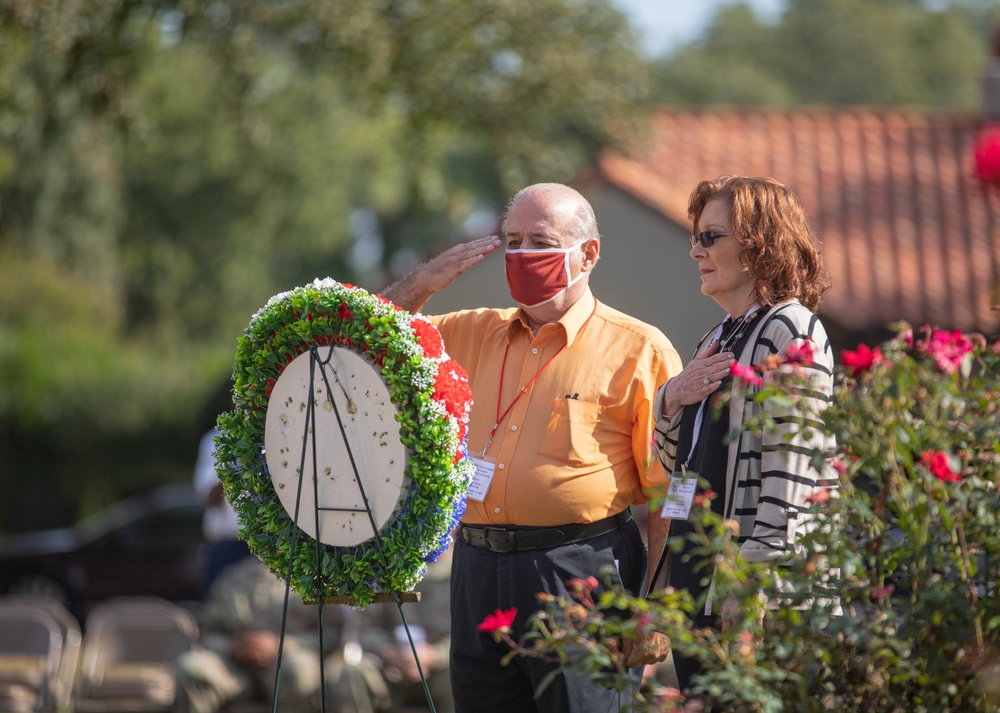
xmin=666 ymin=310 xmax=764 ymax=621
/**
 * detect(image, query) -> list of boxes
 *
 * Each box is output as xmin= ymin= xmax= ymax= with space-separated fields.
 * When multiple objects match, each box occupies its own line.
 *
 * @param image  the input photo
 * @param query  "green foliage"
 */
xmin=652 ymin=0 xmax=991 ymax=108
xmin=499 ymin=325 xmax=1000 ymax=711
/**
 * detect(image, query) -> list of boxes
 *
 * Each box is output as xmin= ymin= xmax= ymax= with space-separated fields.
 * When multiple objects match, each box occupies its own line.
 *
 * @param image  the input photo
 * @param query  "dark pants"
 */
xmin=673 ymin=612 xmax=719 ymax=708
xmin=450 ymin=517 xmax=647 ymax=713
xmin=202 ymin=539 xmax=252 ymax=599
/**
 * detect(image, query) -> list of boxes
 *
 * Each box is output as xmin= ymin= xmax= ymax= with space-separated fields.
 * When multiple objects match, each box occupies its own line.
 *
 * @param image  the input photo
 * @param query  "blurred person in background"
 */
xmin=359 ymin=546 xmax=454 ymax=713
xmin=194 ymin=381 xmax=251 ymax=598
xmin=174 ymin=556 xmax=388 ymax=713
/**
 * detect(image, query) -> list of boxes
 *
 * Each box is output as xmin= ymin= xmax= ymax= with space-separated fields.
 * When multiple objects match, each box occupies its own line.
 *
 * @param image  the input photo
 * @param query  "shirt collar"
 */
xmin=507 ymin=286 xmax=598 ymax=346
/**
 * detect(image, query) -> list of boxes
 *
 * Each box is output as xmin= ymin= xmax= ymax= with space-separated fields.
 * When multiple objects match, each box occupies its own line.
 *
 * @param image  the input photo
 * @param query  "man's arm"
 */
xmin=381 ymin=236 xmax=501 ymax=313
xmin=645 ymin=508 xmax=670 ymax=593
xmin=618 ymin=507 xmax=672 ymax=669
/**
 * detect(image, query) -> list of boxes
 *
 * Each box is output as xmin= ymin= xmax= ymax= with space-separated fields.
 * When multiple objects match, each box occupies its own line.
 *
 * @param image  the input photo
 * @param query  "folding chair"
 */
xmin=0 ymin=598 xmax=80 ymax=713
xmin=74 ymin=597 xmax=199 ymax=713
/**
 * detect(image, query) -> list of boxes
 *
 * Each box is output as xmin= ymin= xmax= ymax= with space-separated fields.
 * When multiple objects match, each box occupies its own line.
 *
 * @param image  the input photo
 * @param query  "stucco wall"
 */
xmin=586 ymin=185 xmax=725 ymax=359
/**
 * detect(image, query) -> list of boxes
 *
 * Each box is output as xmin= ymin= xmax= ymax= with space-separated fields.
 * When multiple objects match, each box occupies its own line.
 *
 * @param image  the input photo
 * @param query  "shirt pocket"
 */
xmin=539 ymin=398 xmax=605 ymax=466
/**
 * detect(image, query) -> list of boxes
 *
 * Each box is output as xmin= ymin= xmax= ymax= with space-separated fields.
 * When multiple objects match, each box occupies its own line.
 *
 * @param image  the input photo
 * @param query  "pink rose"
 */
xmin=805 ymin=488 xmax=831 ymax=504
xmin=870 ymin=583 xmax=895 ymax=600
xmin=924 ymin=329 xmax=973 ymax=375
xmin=783 ymin=340 xmax=816 ymax=366
xmin=730 ymin=362 xmax=763 ymax=387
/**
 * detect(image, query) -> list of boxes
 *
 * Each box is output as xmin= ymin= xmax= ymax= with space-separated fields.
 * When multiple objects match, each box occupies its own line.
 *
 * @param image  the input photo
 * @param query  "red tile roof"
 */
xmin=597 ymin=107 xmax=1000 ymax=335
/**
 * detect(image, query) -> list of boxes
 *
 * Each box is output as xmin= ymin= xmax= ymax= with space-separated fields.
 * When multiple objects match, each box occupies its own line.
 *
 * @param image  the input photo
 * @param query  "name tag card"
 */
xmin=467 ymin=456 xmax=497 ymax=502
xmin=660 ymin=471 xmax=698 ymax=520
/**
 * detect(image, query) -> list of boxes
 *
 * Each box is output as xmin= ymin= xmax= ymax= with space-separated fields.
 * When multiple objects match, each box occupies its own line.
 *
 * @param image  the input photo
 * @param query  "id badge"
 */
xmin=660 ymin=471 xmax=698 ymax=520
xmin=467 ymin=455 xmax=497 ymax=502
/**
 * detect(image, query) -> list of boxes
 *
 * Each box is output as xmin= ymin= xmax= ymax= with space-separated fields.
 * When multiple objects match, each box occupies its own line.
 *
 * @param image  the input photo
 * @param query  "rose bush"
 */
xmin=489 ymin=324 xmax=1000 ymax=712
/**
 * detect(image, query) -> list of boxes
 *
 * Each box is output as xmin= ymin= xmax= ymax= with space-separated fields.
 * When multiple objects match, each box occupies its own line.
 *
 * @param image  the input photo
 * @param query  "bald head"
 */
xmin=502 ymin=183 xmax=600 ymax=246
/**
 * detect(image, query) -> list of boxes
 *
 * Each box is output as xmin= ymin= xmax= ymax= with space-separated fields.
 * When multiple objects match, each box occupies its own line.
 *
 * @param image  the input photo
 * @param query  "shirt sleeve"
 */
xmin=637 ymin=344 xmax=684 ymax=492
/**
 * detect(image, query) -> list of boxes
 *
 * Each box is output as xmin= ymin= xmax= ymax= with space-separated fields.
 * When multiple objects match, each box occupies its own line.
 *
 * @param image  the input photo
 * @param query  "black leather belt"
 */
xmin=459 ymin=510 xmax=631 ymax=553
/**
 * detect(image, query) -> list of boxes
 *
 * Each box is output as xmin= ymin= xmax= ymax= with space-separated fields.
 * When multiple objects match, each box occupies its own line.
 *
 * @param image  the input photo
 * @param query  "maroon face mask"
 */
xmin=504 ymin=242 xmax=585 ymax=308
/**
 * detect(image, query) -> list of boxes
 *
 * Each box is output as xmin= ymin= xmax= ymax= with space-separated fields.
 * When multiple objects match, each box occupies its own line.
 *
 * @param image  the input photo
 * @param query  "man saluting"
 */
xmin=383 ymin=183 xmax=682 ymax=713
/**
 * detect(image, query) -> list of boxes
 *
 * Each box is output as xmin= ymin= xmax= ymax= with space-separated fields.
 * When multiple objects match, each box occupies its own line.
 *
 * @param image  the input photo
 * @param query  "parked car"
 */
xmin=0 ymin=483 xmax=208 ymax=619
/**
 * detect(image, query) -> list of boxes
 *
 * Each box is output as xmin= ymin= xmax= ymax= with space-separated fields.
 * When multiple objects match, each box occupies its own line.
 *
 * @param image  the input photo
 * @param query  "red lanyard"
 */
xmin=479 ymin=298 xmax=597 ymax=456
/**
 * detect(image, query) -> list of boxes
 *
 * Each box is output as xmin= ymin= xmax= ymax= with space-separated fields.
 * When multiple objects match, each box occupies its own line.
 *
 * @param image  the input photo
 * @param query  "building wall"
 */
xmin=586 ymin=184 xmax=725 ymax=359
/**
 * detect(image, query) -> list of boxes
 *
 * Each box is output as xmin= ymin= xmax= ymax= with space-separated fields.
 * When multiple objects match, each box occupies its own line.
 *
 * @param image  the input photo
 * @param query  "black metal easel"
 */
xmin=269 ymin=343 xmax=438 ymax=713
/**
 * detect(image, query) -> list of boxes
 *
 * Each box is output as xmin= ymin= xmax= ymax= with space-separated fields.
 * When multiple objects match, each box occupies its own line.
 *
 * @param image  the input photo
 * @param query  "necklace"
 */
xmin=718 ymin=307 xmax=760 ymax=353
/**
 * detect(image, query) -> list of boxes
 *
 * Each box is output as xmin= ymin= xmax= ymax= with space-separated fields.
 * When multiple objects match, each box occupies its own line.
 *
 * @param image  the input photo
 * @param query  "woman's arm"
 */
xmin=740 ymin=308 xmax=836 ymax=563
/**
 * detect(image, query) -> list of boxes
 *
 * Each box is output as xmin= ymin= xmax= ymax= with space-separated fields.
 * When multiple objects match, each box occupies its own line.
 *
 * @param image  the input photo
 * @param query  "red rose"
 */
xmin=841 ymin=344 xmax=883 ymax=376
xmin=692 ymin=489 xmax=716 ymax=508
xmin=477 ymin=607 xmax=517 ymax=634
xmin=974 ymin=125 xmax=1000 ymax=185
xmin=920 ymin=450 xmax=961 ymax=483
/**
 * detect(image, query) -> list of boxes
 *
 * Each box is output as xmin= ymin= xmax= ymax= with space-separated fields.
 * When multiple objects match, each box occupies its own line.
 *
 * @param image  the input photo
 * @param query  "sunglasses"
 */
xmin=689 ymin=231 xmax=733 ymax=248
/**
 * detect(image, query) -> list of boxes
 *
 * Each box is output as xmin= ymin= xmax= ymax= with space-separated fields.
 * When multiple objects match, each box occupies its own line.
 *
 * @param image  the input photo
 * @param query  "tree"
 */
xmin=651 ymin=0 xmax=993 ymax=109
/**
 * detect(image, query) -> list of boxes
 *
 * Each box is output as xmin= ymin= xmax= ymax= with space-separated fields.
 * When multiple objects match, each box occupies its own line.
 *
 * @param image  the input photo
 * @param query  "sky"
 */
xmin=608 ymin=0 xmax=785 ymax=57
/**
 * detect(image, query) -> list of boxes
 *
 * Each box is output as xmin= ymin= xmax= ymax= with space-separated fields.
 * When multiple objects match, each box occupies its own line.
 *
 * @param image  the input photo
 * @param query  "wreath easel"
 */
xmin=215 ymin=278 xmax=473 ymax=713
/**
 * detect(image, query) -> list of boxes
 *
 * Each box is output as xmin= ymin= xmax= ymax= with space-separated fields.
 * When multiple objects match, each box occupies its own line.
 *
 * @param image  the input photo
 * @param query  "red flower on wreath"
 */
xmin=431 ymin=359 xmax=473 ymax=440
xmin=411 ymin=317 xmax=446 ymax=360
xmin=373 ymin=293 xmax=405 ymax=311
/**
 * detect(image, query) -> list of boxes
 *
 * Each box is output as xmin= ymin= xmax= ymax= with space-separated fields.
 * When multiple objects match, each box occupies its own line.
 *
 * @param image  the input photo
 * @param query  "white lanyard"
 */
xmin=683 ymin=306 xmax=761 ymax=467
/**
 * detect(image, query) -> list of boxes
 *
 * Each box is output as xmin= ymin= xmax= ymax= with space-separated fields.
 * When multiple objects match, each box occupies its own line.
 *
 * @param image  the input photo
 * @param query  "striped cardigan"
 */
xmin=653 ymin=300 xmax=837 ymax=613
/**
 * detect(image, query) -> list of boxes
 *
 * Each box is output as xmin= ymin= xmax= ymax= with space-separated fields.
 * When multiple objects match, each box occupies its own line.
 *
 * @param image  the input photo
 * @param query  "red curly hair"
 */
xmin=688 ymin=176 xmax=831 ymax=312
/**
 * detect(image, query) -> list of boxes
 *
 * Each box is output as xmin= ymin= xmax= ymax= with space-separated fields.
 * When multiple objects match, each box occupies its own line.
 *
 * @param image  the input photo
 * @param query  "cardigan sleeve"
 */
xmin=653 ymin=381 xmax=684 ymax=474
xmin=739 ymin=307 xmax=837 ymax=563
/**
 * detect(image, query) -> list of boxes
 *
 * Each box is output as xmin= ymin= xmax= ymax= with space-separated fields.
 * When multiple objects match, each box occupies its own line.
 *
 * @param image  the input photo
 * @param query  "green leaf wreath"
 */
xmin=215 ymin=278 xmax=474 ymax=606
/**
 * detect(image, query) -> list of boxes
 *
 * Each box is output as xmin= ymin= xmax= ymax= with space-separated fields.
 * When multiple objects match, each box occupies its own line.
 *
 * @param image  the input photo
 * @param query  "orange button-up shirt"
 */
xmin=430 ymin=287 xmax=683 ymax=526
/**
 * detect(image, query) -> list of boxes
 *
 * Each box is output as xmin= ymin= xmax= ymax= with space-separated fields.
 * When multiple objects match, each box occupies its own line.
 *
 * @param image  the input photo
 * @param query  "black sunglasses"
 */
xmin=689 ymin=230 xmax=733 ymax=248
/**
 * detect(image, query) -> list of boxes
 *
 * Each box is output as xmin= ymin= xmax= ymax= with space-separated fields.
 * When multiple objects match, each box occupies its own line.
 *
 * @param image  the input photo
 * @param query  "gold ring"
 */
xmin=703 ymin=377 xmax=711 ymax=385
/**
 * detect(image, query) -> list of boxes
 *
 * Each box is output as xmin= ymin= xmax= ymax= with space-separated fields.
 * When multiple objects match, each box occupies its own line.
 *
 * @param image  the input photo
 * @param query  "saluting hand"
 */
xmin=382 ymin=235 xmax=502 ymax=312
xmin=422 ymin=236 xmax=503 ymax=292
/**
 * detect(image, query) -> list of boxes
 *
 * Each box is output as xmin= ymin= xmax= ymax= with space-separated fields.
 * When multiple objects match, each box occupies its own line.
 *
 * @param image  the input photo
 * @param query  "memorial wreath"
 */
xmin=215 ymin=278 xmax=474 ymax=606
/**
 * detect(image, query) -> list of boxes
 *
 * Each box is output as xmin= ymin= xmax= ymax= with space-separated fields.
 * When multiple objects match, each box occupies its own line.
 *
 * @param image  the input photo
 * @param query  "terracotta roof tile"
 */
xmin=598 ymin=107 xmax=1000 ymax=334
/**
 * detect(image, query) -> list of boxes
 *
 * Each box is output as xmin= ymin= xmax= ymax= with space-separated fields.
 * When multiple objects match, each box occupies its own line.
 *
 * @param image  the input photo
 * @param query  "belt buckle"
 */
xmin=484 ymin=527 xmax=515 ymax=553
